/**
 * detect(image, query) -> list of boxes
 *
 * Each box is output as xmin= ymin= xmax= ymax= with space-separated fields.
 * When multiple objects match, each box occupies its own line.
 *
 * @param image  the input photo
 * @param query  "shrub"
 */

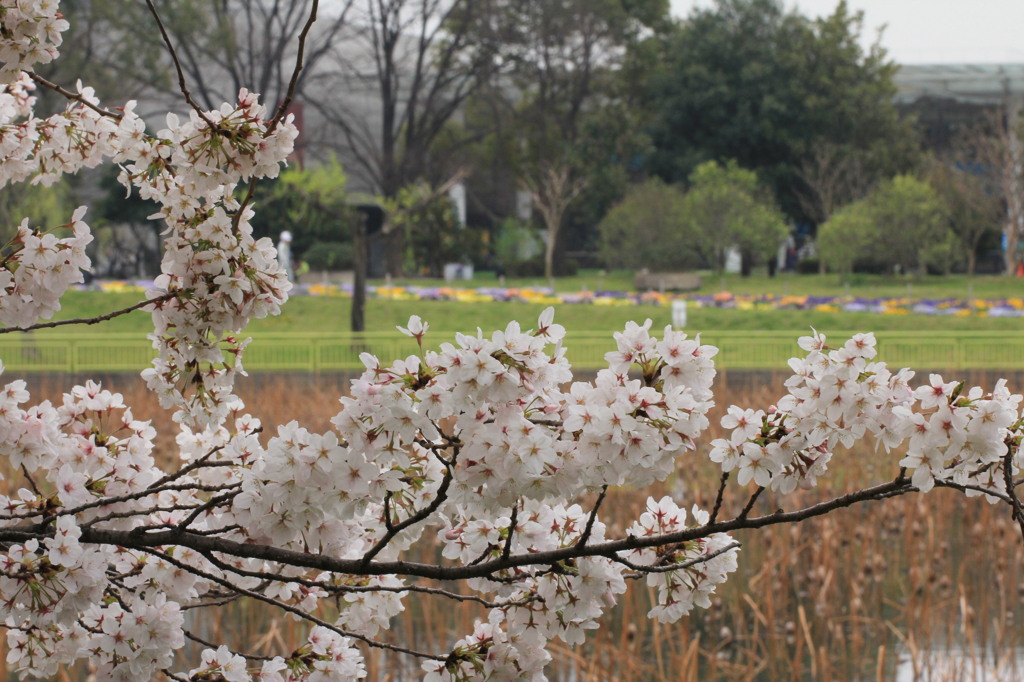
xmin=302 ymin=240 xmax=353 ymax=271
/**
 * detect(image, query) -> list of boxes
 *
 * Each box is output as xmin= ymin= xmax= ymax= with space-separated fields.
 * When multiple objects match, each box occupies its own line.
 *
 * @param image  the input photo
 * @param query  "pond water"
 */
xmin=895 ymin=646 xmax=1024 ymax=682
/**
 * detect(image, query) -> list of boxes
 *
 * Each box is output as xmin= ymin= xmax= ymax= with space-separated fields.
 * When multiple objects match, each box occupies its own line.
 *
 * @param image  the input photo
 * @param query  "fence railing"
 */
xmin=1 ymin=331 xmax=1024 ymax=372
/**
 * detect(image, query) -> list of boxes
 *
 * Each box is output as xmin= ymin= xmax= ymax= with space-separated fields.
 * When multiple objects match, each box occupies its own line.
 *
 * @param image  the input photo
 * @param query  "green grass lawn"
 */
xmin=36 ymin=287 xmax=1024 ymax=340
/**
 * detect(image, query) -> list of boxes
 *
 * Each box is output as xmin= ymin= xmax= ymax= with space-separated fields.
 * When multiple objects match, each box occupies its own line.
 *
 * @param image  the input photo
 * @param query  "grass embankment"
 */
xmin=41 ymin=283 xmax=1024 ymax=341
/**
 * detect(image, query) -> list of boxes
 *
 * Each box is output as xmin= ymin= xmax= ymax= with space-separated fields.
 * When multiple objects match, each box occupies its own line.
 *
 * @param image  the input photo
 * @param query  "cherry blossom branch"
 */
xmin=613 ymin=541 xmax=742 ymax=575
xmin=0 ymin=292 xmax=177 ymax=335
xmin=26 ymin=72 xmax=123 ymax=120
xmin=183 ymin=630 xmax=274 ymax=662
xmin=359 ymin=460 xmax=456 ymax=567
xmin=30 ymin=476 xmax=920 ymax=583
xmin=142 ymin=547 xmax=445 ymax=661
xmin=195 ymin=550 xmax=538 ymax=609
xmin=57 ymin=482 xmax=238 ymax=522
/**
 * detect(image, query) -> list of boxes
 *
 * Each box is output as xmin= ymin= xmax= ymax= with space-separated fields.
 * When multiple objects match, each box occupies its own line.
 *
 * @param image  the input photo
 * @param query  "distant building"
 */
xmin=894 ymin=63 xmax=1024 ymax=151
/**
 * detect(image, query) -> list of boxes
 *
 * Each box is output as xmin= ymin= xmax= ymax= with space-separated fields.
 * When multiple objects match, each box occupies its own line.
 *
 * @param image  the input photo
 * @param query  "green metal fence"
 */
xmin=1 ymin=331 xmax=1024 ymax=372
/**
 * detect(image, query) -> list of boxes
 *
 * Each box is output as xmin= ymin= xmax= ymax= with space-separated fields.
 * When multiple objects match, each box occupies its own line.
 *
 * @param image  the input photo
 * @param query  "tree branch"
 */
xmin=144 ymin=0 xmax=217 ymax=129
xmin=31 ymin=477 xmax=921 ymax=584
xmin=27 ymin=72 xmax=123 ymax=120
xmin=0 ymin=292 xmax=176 ymax=335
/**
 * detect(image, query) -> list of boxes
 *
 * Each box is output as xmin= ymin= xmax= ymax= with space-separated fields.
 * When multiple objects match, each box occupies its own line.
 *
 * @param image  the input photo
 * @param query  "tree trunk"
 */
xmin=740 ymin=248 xmax=753 ymax=277
xmin=543 ymin=215 xmax=560 ymax=282
xmin=351 ymin=210 xmax=368 ymax=333
xmin=383 ymin=222 xmax=405 ymax=278
xmin=1005 ymin=225 xmax=1019 ymax=276
xmin=967 ymin=248 xmax=977 ymax=277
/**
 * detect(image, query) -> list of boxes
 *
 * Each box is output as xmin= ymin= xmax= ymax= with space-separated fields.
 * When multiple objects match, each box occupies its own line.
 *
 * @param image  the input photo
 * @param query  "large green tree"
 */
xmin=598 ymin=179 xmax=698 ymax=271
xmin=646 ymin=0 xmax=918 ymax=223
xmin=678 ymin=160 xmax=789 ymax=274
xmin=462 ymin=0 xmax=671 ymax=280
xmin=925 ymin=157 xmax=1002 ymax=276
xmin=818 ymin=174 xmax=949 ymax=275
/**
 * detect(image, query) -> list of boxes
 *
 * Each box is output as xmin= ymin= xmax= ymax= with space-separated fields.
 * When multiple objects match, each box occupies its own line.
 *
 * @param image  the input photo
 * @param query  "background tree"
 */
xmin=381 ymin=179 xmax=485 ymax=278
xmin=817 ymin=199 xmax=876 ymax=276
xmin=866 ymin=175 xmax=948 ymax=274
xmin=149 ymin=0 xmax=351 ymax=113
xmin=925 ymin=155 xmax=1002 ymax=276
xmin=819 ymin=174 xmax=949 ymax=275
xmin=949 ymin=111 xmax=1024 ymax=275
xmin=493 ymin=218 xmax=545 ymax=276
xmin=311 ymin=0 xmax=494 ymax=275
xmin=598 ymin=178 xmax=703 ymax=271
xmin=376 ymin=171 xmax=479 ymax=277
xmin=41 ymin=0 xmax=352 ymax=117
xmin=34 ymin=0 xmax=169 ymax=105
xmin=678 ymin=160 xmax=789 ymax=275
xmin=465 ymin=0 xmax=670 ymax=280
xmin=250 ymin=156 xmax=354 ymax=259
xmin=794 ymin=141 xmax=874 ymax=272
xmin=0 ymin=180 xmax=75 ymax=248
xmin=646 ymin=0 xmax=918 ymax=224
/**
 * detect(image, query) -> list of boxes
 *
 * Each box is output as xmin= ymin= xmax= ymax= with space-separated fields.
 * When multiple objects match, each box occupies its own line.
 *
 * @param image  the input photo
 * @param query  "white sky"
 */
xmin=669 ymin=0 xmax=1024 ymax=64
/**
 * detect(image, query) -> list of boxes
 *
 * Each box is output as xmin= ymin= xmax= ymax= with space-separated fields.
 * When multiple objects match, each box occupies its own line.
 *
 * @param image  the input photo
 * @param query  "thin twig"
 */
xmin=231 ymin=0 xmax=320 ymax=232
xmin=738 ymin=486 xmax=765 ymax=520
xmin=60 ymin=482 xmax=239 ymax=523
xmin=20 ymin=465 xmax=42 ymax=498
xmin=576 ymin=485 xmax=608 ymax=549
xmin=184 ymin=630 xmax=273 ymax=661
xmin=381 ymin=491 xmax=396 ymax=533
xmin=1003 ymin=448 xmax=1024 ymax=543
xmin=145 ymin=449 xmax=235 ymax=491
xmin=80 ymin=501 xmax=210 ymax=528
xmin=144 ymin=0 xmax=217 ymax=128
xmin=174 ymin=490 xmax=241 ymax=532
xmin=269 ymin=0 xmax=319 ymax=133
xmin=197 ymin=550 xmax=535 ymax=609
xmin=359 ymin=461 xmax=455 ymax=567
xmin=502 ymin=505 xmax=518 ymax=561
xmin=27 ymin=72 xmax=123 ymax=120
xmin=0 ymin=293 xmax=176 ymax=335
xmin=612 ymin=542 xmax=742 ymax=574
xmin=933 ymin=479 xmax=1012 ymax=505
xmin=142 ymin=547 xmax=444 ymax=661
xmin=180 ymin=595 xmax=241 ymax=611
xmin=709 ymin=472 xmax=730 ymax=524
